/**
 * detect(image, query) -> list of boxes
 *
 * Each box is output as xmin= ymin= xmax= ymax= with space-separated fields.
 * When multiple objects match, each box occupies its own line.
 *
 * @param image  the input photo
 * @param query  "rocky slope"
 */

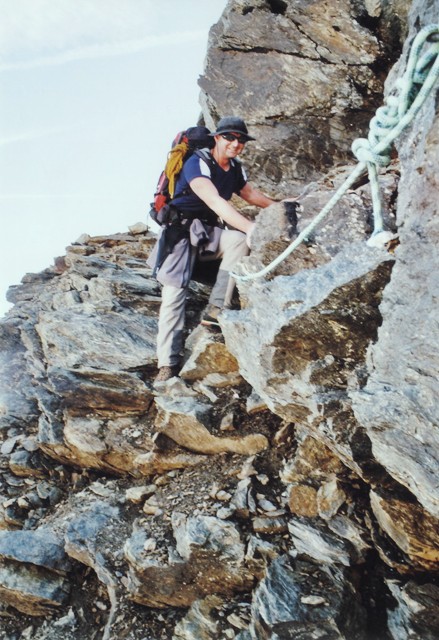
xmin=1 ymin=1 xmax=439 ymax=639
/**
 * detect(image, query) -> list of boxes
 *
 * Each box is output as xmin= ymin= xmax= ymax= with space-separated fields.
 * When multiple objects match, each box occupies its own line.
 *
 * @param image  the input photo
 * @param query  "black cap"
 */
xmin=210 ymin=116 xmax=256 ymax=141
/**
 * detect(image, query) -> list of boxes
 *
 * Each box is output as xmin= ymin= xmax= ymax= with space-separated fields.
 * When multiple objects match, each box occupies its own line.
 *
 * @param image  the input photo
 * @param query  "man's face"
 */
xmin=215 ymin=132 xmax=247 ymax=158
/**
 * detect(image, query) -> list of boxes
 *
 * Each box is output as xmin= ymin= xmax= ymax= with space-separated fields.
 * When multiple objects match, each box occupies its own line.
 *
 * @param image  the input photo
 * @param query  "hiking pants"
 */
xmin=156 ymin=229 xmax=249 ymax=368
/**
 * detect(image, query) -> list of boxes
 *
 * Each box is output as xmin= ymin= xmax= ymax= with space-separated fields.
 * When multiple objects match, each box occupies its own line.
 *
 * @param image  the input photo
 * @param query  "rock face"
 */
xmin=200 ymin=0 xmax=408 ymax=195
xmin=1 ymin=1 xmax=439 ymax=639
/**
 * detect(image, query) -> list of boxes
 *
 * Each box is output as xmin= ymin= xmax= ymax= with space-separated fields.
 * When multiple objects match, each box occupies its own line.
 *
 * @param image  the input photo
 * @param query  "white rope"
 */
xmin=233 ymin=24 xmax=439 ymax=282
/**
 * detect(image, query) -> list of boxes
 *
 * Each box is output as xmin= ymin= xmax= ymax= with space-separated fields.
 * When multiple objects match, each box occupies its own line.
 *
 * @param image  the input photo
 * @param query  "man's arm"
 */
xmin=189 ymin=177 xmax=254 ymax=233
xmin=239 ymin=182 xmax=277 ymax=208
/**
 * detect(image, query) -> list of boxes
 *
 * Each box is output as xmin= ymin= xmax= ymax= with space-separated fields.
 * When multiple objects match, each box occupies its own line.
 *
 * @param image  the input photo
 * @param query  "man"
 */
xmin=153 ymin=116 xmax=278 ymax=384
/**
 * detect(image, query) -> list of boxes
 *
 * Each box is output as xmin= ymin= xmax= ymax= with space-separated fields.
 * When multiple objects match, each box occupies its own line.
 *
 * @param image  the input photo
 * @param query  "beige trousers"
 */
xmin=156 ymin=229 xmax=249 ymax=367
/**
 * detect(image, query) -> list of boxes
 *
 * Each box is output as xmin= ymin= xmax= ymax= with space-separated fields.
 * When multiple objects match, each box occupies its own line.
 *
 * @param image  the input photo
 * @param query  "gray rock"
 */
xmin=172 ymin=595 xmax=223 ymax=639
xmin=154 ymin=395 xmax=268 ymax=456
xmin=0 ymin=561 xmax=70 ymax=616
xmin=386 ymin=579 xmax=439 ymax=640
xmin=125 ymin=514 xmax=254 ymax=608
xmin=222 ymin=241 xmax=394 ymax=478
xmin=36 ymin=309 xmax=157 ymax=371
xmin=1 ymin=0 xmax=439 ymax=637
xmin=288 ymin=518 xmax=357 ymax=567
xmin=351 ymin=3 xmax=439 ymax=519
xmin=0 ymin=529 xmax=71 ymax=573
xmin=201 ymin=0 xmax=407 ymax=193
xmin=247 ymin=554 xmax=367 ymax=639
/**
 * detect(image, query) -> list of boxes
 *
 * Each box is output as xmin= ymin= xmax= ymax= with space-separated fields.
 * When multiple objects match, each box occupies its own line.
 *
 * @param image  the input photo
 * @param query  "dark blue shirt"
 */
xmin=171 ymin=150 xmax=247 ymax=224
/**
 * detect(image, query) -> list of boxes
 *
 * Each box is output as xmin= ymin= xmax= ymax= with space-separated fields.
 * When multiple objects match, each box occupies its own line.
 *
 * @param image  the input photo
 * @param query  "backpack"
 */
xmin=149 ymin=126 xmax=213 ymax=225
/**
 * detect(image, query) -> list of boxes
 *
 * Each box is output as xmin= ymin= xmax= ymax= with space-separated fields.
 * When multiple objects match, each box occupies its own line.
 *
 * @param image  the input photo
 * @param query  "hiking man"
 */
xmin=152 ymin=116 xmax=279 ymax=384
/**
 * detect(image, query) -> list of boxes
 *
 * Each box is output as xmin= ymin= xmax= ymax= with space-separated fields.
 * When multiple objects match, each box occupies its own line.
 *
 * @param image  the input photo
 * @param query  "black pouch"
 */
xmin=151 ymin=207 xmax=190 ymax=276
xmin=149 ymin=203 xmax=181 ymax=227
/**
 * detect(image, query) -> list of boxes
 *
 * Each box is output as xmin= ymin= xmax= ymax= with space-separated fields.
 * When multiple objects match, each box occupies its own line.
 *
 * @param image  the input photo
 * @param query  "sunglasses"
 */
xmin=221 ymin=133 xmax=247 ymax=143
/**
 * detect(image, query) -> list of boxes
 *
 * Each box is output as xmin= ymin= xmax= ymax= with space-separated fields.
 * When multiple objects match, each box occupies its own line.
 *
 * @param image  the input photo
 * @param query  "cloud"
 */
xmin=0 ymin=0 xmax=219 ymax=71
xmin=0 ymin=0 xmax=157 ymax=54
xmin=0 ymin=126 xmax=70 ymax=146
xmin=0 ymin=193 xmax=98 ymax=199
xmin=0 ymin=30 xmax=208 ymax=72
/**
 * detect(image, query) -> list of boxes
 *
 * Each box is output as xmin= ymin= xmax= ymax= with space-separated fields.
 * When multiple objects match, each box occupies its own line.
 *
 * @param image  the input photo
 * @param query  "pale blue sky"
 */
xmin=0 ymin=0 xmax=226 ymax=316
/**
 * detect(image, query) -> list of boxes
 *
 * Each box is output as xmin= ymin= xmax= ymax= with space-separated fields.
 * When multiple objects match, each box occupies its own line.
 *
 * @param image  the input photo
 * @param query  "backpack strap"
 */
xmin=195 ymin=149 xmax=244 ymax=186
xmin=170 ymin=148 xmax=216 ymax=201
xmin=194 ymin=148 xmax=216 ymax=174
xmin=169 ymin=150 xmax=243 ymax=227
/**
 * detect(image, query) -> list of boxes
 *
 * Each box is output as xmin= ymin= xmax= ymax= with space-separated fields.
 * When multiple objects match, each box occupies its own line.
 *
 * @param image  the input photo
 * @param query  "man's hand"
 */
xmin=246 ymin=222 xmax=256 ymax=249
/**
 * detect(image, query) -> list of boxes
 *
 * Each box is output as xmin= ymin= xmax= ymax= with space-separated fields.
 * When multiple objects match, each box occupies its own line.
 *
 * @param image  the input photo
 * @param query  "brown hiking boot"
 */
xmin=153 ymin=366 xmax=179 ymax=385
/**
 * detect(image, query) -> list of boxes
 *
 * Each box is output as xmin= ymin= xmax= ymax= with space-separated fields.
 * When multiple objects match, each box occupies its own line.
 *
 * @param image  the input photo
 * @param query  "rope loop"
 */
xmin=351 ymin=137 xmax=390 ymax=166
xmin=233 ymin=24 xmax=439 ymax=283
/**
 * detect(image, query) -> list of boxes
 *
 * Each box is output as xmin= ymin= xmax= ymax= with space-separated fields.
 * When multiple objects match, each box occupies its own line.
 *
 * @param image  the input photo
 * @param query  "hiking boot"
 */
xmin=153 ymin=366 xmax=179 ymax=385
xmin=201 ymin=304 xmax=222 ymax=329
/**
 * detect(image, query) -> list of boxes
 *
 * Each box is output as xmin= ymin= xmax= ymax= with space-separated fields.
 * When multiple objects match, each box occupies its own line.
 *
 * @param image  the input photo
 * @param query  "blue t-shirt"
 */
xmin=171 ymin=150 xmax=247 ymax=225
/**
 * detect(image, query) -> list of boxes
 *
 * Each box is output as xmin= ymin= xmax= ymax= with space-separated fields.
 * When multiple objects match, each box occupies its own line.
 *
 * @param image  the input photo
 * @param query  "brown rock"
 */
xmin=370 ymin=491 xmax=439 ymax=571
xmin=180 ymin=326 xmax=239 ymax=382
xmin=288 ymin=484 xmax=318 ymax=518
xmin=155 ymin=397 xmax=268 ymax=456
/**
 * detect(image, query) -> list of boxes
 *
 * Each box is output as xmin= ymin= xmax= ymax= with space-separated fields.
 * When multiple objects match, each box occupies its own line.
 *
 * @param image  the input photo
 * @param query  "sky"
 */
xmin=0 ymin=0 xmax=227 ymax=317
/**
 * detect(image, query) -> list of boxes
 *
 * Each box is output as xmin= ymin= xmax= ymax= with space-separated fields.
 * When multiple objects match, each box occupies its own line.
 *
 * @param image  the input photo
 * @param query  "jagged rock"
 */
xmin=172 ymin=594 xmax=223 ymax=639
xmin=246 ymin=188 xmax=395 ymax=279
xmin=370 ymin=490 xmax=439 ymax=571
xmin=281 ymin=434 xmax=347 ymax=483
xmin=256 ymin=495 xmax=278 ymax=513
xmin=386 ymin=579 xmax=439 ymax=640
xmin=180 ymin=325 xmax=240 ymax=382
xmin=317 ymin=475 xmax=347 ymax=520
xmin=125 ymin=513 xmax=255 ymax=608
xmin=288 ymin=484 xmax=318 ymax=518
xmin=326 ymin=515 xmax=371 ymax=562
xmin=44 ymin=367 xmax=154 ymax=415
xmin=222 ymin=241 xmax=394 ymax=478
xmin=134 ymin=449 xmax=207 ymax=476
xmin=236 ymin=456 xmax=258 ymax=481
xmin=1 ymin=435 xmax=22 ymax=455
xmin=252 ymin=516 xmax=287 ymax=535
xmin=125 ymin=484 xmax=156 ymax=504
xmin=0 ymin=561 xmax=71 ymax=616
xmin=1 ymin=1 xmax=439 ymax=637
xmin=0 ymin=529 xmax=71 ymax=616
xmin=229 ymin=478 xmax=257 ymax=520
xmin=0 ymin=320 xmax=40 ymax=431
xmin=351 ymin=6 xmax=439 ymax=521
xmin=201 ymin=1 xmax=406 ymax=195
xmin=0 ymin=529 xmax=71 ymax=574
xmin=64 ymin=498 xmax=124 ymax=637
xmin=153 ymin=376 xmax=200 ymax=400
xmin=154 ymin=396 xmax=268 ymax=456
xmin=288 ymin=518 xmax=359 ymax=567
xmin=246 ymin=390 xmax=267 ymax=414
xmin=201 ymin=371 xmax=244 ymax=388
xmin=220 ymin=411 xmax=235 ymax=431
xmin=39 ymin=412 xmax=156 ymax=474
xmin=64 ymin=500 xmax=120 ymax=581
xmin=9 ymin=449 xmax=46 ymax=478
xmin=245 ymin=554 xmax=367 ymax=639
xmin=128 ymin=222 xmax=148 ymax=235
xmin=173 ymin=594 xmax=254 ymax=640
xmin=35 ymin=310 xmax=157 ymax=371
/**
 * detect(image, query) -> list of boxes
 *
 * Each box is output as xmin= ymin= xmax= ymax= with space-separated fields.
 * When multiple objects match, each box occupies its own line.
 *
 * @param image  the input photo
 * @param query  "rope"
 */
xmin=165 ymin=141 xmax=189 ymax=198
xmin=233 ymin=24 xmax=439 ymax=282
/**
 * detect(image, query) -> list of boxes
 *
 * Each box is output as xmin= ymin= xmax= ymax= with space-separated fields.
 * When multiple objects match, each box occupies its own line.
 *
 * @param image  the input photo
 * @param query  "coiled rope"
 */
xmin=233 ymin=24 xmax=439 ymax=282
